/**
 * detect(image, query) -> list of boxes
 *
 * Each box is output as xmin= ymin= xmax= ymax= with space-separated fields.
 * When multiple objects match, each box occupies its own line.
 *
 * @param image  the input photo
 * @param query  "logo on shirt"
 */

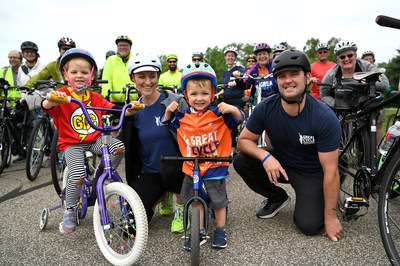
xmin=155 ymin=116 xmax=163 ymax=126
xmin=70 ymin=108 xmax=99 ymax=142
xmin=299 ymin=133 xmax=315 ymax=145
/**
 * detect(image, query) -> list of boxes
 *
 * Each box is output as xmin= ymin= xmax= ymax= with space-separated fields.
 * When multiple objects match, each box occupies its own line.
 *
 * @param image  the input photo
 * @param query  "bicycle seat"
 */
xmin=353 ymin=68 xmax=386 ymax=82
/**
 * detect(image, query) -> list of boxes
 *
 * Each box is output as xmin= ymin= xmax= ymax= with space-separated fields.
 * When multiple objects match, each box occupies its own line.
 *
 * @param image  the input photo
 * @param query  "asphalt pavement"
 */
xmin=0 ymin=158 xmax=391 ymax=265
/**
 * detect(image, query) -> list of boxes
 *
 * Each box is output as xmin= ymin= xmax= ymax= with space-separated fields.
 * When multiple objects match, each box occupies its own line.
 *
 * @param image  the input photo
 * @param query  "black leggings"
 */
xmin=233 ymin=152 xmax=325 ymax=235
xmin=131 ymin=161 xmax=184 ymax=222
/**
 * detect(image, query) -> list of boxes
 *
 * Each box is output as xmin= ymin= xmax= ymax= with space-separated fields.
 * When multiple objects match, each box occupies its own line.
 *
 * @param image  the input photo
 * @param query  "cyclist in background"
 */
xmin=101 ymin=35 xmax=137 ymax=104
xmin=98 ymin=50 xmax=116 ymax=79
xmin=158 ymin=54 xmax=182 ymax=88
xmin=24 ymin=37 xmax=76 ymax=89
xmin=320 ymin=41 xmax=389 ymax=108
xmin=237 ymin=43 xmax=278 ymax=105
xmin=272 ymin=44 xmax=286 ymax=60
xmin=162 ymin=62 xmax=244 ymax=250
xmin=361 ymin=50 xmax=375 ymax=65
xmin=121 ymin=53 xmax=188 ymax=233
xmin=310 ymin=43 xmax=336 ymax=101
xmin=215 ymin=46 xmax=245 ymax=156
xmin=234 ymin=50 xmax=343 ymax=242
xmin=17 ymin=41 xmax=45 ymax=86
xmin=192 ymin=52 xmax=204 ymax=63
xmin=1 ymin=50 xmax=22 ymax=99
xmin=0 ymin=50 xmax=24 ymax=164
xmin=245 ymin=54 xmax=257 ymax=72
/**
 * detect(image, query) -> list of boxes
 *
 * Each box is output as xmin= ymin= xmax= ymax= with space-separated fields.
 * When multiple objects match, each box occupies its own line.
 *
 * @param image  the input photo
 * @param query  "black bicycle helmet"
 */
xmin=192 ymin=52 xmax=204 ymax=60
xmin=106 ymin=50 xmax=116 ymax=58
xmin=21 ymin=41 xmax=38 ymax=52
xmin=58 ymin=37 xmax=76 ymax=49
xmin=272 ymin=49 xmax=311 ymax=78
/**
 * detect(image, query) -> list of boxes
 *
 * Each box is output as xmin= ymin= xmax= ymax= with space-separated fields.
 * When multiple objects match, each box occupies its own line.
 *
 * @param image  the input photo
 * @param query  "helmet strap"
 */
xmin=63 ymin=65 xmax=94 ymax=93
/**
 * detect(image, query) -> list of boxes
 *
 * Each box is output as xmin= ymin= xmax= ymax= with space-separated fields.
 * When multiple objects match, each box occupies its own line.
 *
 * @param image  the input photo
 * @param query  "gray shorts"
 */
xmin=180 ymin=175 xmax=228 ymax=210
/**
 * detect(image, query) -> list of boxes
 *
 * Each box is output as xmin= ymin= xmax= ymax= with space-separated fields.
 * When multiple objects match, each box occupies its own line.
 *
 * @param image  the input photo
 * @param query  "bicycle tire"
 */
xmin=191 ymin=208 xmax=200 ymax=266
xmin=26 ymin=118 xmax=48 ymax=181
xmin=93 ymin=182 xmax=148 ymax=266
xmin=50 ymin=131 xmax=66 ymax=196
xmin=338 ymin=126 xmax=370 ymax=218
xmin=0 ymin=125 xmax=10 ymax=175
xmin=378 ymin=148 xmax=400 ymax=265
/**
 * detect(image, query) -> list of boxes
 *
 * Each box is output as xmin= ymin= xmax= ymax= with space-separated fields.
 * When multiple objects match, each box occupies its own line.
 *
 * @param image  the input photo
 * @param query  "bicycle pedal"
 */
xmin=344 ymin=197 xmax=368 ymax=210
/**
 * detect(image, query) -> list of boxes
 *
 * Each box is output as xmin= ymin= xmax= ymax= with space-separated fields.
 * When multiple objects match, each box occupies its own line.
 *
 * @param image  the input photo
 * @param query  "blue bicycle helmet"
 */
xmin=181 ymin=63 xmax=218 ymax=94
xmin=59 ymin=48 xmax=98 ymax=91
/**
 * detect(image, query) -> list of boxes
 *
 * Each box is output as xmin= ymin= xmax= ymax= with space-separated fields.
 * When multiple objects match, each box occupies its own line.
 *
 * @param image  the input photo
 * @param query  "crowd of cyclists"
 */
xmin=0 ymin=35 xmax=394 ymax=252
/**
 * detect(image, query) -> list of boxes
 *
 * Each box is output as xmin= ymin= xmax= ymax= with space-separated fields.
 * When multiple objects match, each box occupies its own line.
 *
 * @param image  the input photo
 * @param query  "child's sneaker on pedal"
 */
xmin=212 ymin=227 xmax=227 ymax=249
xmin=159 ymin=192 xmax=174 ymax=216
xmin=59 ymin=209 xmax=77 ymax=233
xmin=184 ymin=228 xmax=207 ymax=251
xmin=171 ymin=203 xmax=187 ymax=233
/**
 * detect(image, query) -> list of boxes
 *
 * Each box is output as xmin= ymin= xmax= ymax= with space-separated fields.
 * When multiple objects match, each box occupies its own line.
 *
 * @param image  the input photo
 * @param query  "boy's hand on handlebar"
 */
xmin=262 ymin=154 xmax=289 ymax=185
xmin=45 ymin=91 xmax=68 ymax=107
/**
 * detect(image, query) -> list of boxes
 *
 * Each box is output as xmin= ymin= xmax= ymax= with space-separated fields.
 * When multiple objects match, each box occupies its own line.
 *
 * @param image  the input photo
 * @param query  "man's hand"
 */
xmin=262 ymin=154 xmax=289 ymax=185
xmin=323 ymin=216 xmax=344 ymax=242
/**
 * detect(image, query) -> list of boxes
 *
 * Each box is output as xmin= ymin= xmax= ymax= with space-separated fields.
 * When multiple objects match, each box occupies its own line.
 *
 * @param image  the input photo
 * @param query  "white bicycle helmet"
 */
xmin=273 ymin=44 xmax=286 ymax=53
xmin=334 ymin=41 xmax=357 ymax=56
xmin=361 ymin=50 xmax=375 ymax=59
xmin=315 ymin=43 xmax=330 ymax=51
xmin=128 ymin=53 xmax=162 ymax=76
xmin=224 ymin=46 xmax=238 ymax=56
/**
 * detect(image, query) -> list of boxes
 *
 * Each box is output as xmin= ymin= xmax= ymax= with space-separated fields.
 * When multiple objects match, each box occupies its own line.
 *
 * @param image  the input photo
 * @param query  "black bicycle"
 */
xmin=0 ymin=78 xmax=35 ymax=176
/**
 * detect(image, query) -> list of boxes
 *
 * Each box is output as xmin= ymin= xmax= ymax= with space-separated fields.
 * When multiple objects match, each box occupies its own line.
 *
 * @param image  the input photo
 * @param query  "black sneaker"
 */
xmin=256 ymin=196 xmax=291 ymax=219
xmin=13 ymin=155 xmax=26 ymax=164
xmin=184 ymin=229 xmax=207 ymax=251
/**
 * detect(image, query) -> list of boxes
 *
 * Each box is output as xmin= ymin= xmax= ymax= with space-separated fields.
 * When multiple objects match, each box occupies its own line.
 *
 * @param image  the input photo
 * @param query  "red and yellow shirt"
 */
xmin=43 ymin=87 xmax=115 ymax=152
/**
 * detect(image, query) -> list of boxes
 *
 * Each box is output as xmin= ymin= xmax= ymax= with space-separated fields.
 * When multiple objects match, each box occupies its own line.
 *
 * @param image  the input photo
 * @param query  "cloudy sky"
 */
xmin=1 ymin=0 xmax=399 ymax=71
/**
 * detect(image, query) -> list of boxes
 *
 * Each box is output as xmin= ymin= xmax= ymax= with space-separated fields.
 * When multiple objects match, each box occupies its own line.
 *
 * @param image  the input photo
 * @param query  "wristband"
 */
xmin=261 ymin=154 xmax=271 ymax=164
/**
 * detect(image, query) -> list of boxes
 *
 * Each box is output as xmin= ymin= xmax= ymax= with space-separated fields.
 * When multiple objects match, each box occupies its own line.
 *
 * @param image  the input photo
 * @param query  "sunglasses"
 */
xmin=318 ymin=51 xmax=328 ymax=54
xmin=247 ymin=60 xmax=256 ymax=63
xmin=168 ymin=60 xmax=177 ymax=63
xmin=61 ymin=47 xmax=71 ymax=51
xmin=339 ymin=54 xmax=354 ymax=60
xmin=193 ymin=58 xmax=202 ymax=62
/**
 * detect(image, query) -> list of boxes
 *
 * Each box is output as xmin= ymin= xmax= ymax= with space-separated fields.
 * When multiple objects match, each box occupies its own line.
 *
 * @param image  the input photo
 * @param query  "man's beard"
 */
xmin=169 ymin=66 xmax=177 ymax=71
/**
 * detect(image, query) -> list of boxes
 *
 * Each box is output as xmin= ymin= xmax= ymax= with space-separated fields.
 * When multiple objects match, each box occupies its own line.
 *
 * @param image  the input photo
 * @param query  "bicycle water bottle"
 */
xmin=379 ymin=121 xmax=400 ymax=156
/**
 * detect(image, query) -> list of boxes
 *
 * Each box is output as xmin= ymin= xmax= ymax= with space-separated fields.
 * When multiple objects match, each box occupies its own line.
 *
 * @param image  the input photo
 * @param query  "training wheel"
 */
xmin=39 ymin=208 xmax=49 ymax=231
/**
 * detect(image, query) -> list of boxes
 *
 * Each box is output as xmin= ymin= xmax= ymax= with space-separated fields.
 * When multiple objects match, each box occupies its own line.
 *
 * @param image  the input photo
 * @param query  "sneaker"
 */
xmin=59 ymin=209 xmax=77 ymax=233
xmin=13 ymin=155 xmax=26 ymax=164
xmin=159 ymin=192 xmax=174 ymax=216
xmin=256 ymin=195 xmax=291 ymax=219
xmin=212 ymin=227 xmax=227 ymax=249
xmin=184 ymin=229 xmax=207 ymax=251
xmin=171 ymin=204 xmax=186 ymax=233
xmin=41 ymin=157 xmax=51 ymax=168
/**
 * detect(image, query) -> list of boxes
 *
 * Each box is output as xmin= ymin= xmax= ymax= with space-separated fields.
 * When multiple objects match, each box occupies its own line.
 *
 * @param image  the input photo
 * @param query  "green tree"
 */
xmin=380 ymin=49 xmax=400 ymax=90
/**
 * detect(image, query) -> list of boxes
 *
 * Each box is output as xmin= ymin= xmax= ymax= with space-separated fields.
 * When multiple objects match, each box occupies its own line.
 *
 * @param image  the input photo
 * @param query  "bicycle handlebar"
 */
xmin=46 ymin=93 xmax=144 ymax=131
xmin=161 ymin=155 xmax=232 ymax=163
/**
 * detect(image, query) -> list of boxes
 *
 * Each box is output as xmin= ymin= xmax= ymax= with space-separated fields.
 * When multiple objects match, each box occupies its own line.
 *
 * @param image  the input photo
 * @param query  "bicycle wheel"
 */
xmin=190 ymin=208 xmax=200 ymax=266
xmin=338 ymin=126 xmax=370 ymax=219
xmin=93 ymin=182 xmax=148 ymax=266
xmin=378 ymin=149 xmax=400 ymax=265
xmin=50 ymin=131 xmax=66 ymax=196
xmin=26 ymin=118 xmax=48 ymax=181
xmin=0 ymin=125 xmax=10 ymax=175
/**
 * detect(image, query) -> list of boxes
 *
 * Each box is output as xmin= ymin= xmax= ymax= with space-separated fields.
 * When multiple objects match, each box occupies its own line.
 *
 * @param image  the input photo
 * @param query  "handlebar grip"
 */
xmin=36 ymin=80 xmax=50 ymax=85
xmin=376 ymin=15 xmax=400 ymax=30
xmin=131 ymin=103 xmax=145 ymax=110
xmin=95 ymin=80 xmax=108 ymax=84
xmin=46 ymin=93 xmax=71 ymax=103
